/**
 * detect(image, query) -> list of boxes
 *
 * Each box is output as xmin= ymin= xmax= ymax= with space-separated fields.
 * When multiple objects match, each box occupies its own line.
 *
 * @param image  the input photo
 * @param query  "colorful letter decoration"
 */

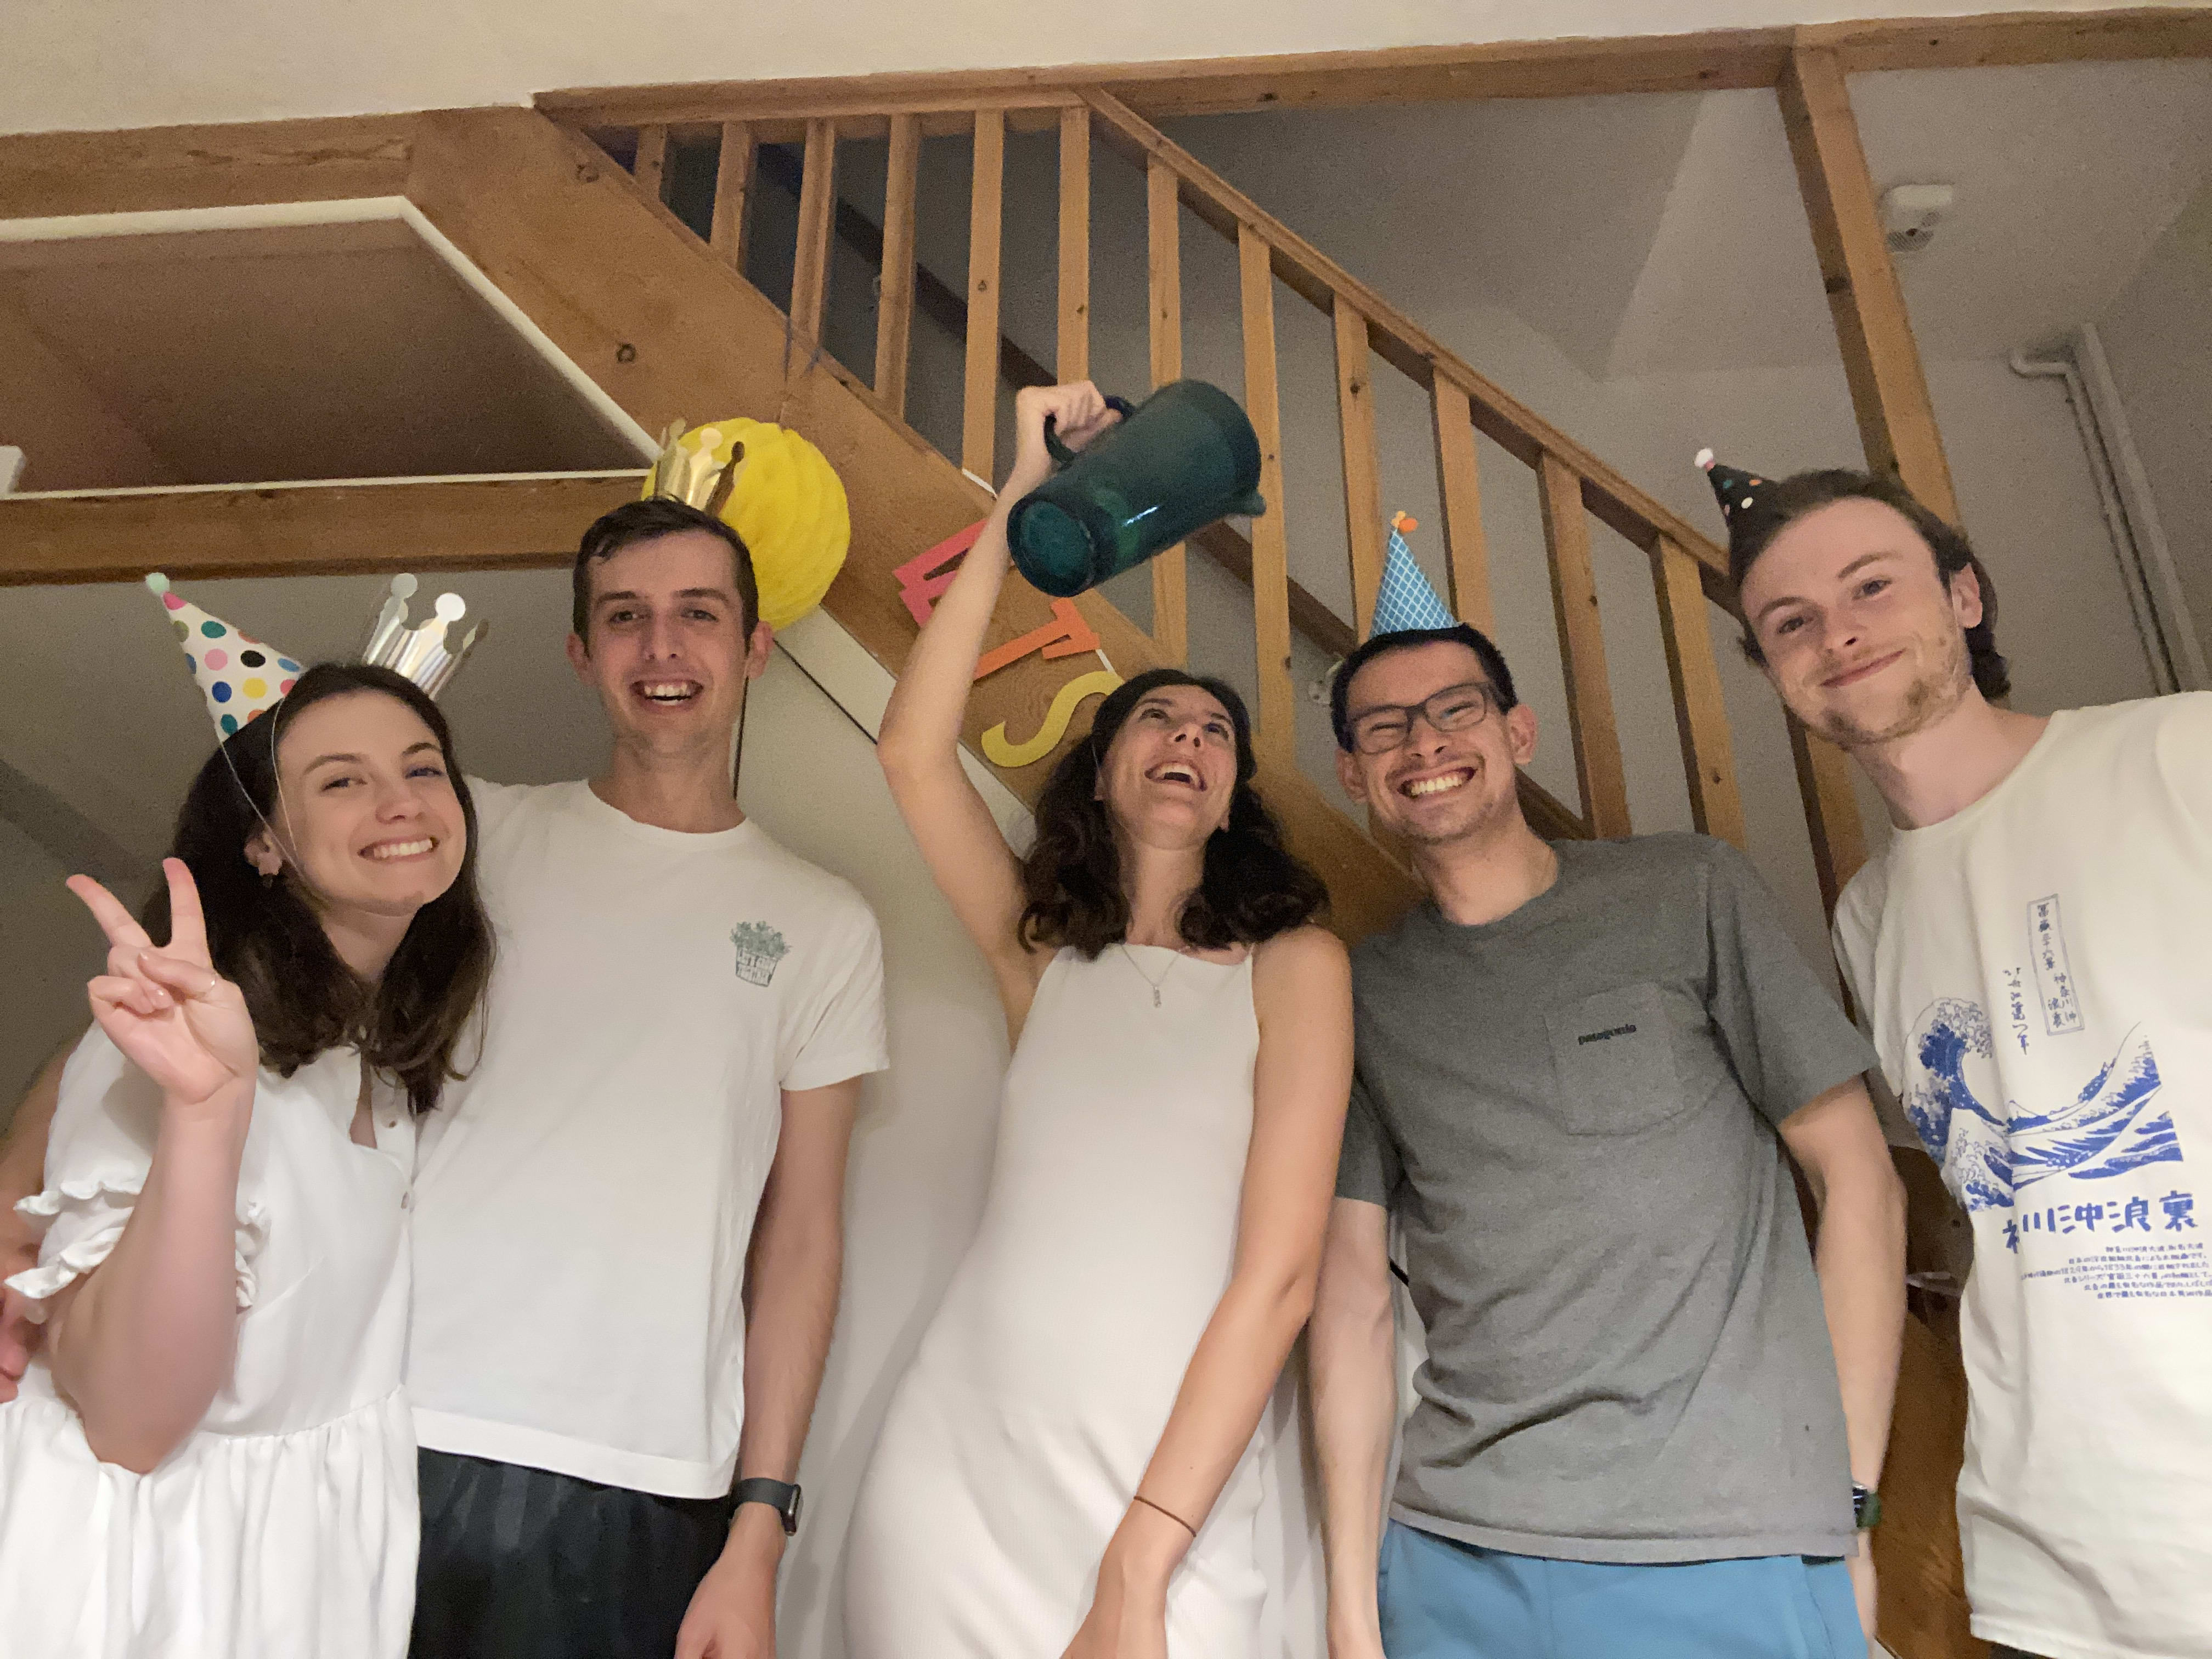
xmin=980 ymin=669 xmax=1124 ymax=768
xmin=895 ymin=521 xmax=985 ymax=626
xmin=973 ymin=599 xmax=1101 ymax=682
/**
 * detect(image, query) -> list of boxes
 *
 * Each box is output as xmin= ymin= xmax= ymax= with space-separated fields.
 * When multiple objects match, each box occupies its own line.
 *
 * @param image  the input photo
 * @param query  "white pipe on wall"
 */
xmin=2009 ymin=328 xmax=2209 ymax=695
xmin=2009 ymin=347 xmax=2177 ymax=695
xmin=2072 ymin=322 xmax=2208 ymax=691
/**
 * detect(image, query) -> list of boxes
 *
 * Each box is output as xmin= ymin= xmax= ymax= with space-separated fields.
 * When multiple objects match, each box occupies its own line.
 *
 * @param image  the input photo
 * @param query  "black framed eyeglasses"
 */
xmin=1345 ymin=682 xmax=1499 ymax=755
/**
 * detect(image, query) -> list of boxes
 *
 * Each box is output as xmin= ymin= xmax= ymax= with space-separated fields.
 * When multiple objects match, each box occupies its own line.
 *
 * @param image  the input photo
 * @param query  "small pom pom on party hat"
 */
xmin=1370 ymin=511 xmax=1456 ymax=635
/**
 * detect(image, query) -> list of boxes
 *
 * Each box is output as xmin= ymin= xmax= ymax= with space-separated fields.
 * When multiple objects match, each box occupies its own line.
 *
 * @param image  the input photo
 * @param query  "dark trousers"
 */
xmin=410 ymin=1449 xmax=738 ymax=1659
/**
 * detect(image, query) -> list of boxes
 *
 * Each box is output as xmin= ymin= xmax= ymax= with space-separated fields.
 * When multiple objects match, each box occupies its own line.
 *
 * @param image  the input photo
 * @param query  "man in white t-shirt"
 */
xmin=401 ymin=496 xmax=888 ymax=1659
xmin=1714 ymin=458 xmax=2210 ymax=1659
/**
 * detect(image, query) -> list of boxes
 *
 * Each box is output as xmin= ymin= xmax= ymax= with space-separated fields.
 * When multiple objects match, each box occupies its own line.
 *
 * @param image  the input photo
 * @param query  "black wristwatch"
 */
xmin=733 ymin=1477 xmax=803 ymax=1536
xmin=1852 ymin=1482 xmax=1882 ymax=1531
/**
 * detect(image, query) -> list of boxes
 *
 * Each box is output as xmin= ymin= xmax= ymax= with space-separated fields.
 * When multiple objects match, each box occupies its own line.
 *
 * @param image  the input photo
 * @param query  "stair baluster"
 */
xmin=790 ymin=119 xmax=838 ymax=344
xmin=1537 ymin=452 xmax=1632 ymax=838
xmin=963 ymin=109 xmax=1005 ymax=481
xmin=1236 ymin=223 xmax=1296 ymax=768
xmin=1331 ymin=298 xmax=1386 ymax=644
xmin=873 ymin=115 xmax=921 ymax=419
xmin=1428 ymin=379 xmax=1495 ymax=637
xmin=710 ymin=121 xmax=756 ymax=272
xmin=1144 ymin=155 xmax=1188 ymax=667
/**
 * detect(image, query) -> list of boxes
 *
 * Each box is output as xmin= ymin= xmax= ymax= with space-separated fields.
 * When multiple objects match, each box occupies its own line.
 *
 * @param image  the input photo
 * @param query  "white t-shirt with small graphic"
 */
xmin=407 ymin=780 xmax=888 ymax=1498
xmin=1834 ymin=695 xmax=2212 ymax=1659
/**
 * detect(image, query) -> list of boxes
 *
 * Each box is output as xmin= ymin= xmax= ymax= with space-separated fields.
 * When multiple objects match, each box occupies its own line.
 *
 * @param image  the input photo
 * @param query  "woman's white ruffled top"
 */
xmin=0 ymin=1030 xmax=417 ymax=1658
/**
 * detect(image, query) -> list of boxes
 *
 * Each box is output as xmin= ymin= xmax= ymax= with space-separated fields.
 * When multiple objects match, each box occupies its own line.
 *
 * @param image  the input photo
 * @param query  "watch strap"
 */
xmin=1852 ymin=1482 xmax=1882 ymax=1531
xmin=733 ymin=1476 xmax=802 ymax=1536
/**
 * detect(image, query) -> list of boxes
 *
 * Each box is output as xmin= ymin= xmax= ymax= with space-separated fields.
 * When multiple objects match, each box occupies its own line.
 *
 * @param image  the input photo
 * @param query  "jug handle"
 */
xmin=1042 ymin=395 xmax=1136 ymax=467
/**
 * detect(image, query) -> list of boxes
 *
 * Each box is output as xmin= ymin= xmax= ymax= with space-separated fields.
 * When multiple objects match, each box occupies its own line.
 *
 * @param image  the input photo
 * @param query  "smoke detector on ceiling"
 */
xmin=1881 ymin=183 xmax=1956 ymax=254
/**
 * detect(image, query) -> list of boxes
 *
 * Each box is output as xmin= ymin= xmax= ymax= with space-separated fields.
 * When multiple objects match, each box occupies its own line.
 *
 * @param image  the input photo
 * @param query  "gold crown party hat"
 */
xmin=642 ymin=417 xmax=851 ymax=630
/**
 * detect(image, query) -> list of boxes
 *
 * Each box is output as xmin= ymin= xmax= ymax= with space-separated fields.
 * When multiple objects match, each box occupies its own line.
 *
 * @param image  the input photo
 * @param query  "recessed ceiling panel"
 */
xmin=0 ymin=215 xmax=642 ymax=492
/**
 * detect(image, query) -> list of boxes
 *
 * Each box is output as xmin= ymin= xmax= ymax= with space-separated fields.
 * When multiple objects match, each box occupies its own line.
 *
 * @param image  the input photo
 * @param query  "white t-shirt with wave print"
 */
xmin=1834 ymin=694 xmax=2212 ymax=1659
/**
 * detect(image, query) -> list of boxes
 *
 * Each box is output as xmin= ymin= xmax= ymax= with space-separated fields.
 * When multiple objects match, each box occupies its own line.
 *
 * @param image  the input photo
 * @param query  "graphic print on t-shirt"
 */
xmin=1904 ymin=894 xmax=2203 ymax=1300
xmin=731 ymin=921 xmax=789 ymax=986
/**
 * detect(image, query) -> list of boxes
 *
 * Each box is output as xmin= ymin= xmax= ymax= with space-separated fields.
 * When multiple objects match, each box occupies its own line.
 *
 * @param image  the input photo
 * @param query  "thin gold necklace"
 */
xmin=1116 ymin=943 xmax=1178 ymax=1008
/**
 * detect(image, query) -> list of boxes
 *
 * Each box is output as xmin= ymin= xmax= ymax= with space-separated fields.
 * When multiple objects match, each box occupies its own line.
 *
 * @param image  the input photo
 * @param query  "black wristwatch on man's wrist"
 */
xmin=733 ymin=1477 xmax=803 ymax=1537
xmin=1852 ymin=1482 xmax=1882 ymax=1531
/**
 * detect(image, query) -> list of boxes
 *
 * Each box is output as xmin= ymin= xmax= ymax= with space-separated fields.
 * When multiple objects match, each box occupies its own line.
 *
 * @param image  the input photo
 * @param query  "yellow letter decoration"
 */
xmin=981 ymin=669 xmax=1123 ymax=768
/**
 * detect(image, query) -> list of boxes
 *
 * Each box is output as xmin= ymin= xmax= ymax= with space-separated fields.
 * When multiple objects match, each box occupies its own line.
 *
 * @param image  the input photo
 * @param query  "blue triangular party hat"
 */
xmin=1369 ymin=512 xmax=1456 ymax=635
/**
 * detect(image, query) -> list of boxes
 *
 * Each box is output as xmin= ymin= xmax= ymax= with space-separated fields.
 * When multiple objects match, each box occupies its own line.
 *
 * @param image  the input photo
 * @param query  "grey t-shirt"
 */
xmin=1339 ymin=832 xmax=1876 ymax=1564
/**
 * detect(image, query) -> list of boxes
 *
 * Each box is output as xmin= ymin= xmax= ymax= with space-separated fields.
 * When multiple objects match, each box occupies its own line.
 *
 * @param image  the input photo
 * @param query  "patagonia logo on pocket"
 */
xmin=1577 ymin=1024 xmax=1639 ymax=1045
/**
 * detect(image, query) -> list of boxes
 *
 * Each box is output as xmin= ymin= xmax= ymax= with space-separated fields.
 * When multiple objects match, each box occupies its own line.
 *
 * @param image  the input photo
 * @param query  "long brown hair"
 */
xmin=1017 ymin=668 xmax=1327 ymax=958
xmin=144 ymin=663 xmax=495 ymax=1114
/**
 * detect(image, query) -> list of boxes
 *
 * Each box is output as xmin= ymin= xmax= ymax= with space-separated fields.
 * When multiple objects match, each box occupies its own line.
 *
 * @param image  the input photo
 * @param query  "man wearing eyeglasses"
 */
xmin=1306 ymin=621 xmax=1906 ymax=1659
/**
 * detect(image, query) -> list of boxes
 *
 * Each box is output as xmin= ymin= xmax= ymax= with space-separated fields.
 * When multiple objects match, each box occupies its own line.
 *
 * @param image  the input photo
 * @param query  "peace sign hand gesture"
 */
xmin=69 ymin=859 xmax=258 ymax=1118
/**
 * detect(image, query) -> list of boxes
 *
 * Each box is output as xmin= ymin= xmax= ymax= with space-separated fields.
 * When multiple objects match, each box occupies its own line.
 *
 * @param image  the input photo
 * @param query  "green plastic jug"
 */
xmin=1007 ymin=379 xmax=1268 ymax=599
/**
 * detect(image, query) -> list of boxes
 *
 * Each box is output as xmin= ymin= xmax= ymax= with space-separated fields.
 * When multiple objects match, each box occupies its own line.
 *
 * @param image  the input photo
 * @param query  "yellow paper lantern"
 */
xmin=641 ymin=418 xmax=851 ymax=630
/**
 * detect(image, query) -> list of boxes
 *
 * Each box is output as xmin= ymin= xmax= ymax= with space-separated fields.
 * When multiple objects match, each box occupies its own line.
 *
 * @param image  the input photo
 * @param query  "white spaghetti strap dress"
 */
xmin=844 ymin=944 xmax=1271 ymax=1657
xmin=0 ymin=1030 xmax=417 ymax=1658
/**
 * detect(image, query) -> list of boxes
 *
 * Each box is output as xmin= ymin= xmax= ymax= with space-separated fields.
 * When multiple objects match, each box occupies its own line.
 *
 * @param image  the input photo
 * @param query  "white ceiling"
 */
xmin=0 ymin=0 xmax=2151 ymax=136
xmin=1172 ymin=56 xmax=2212 ymax=380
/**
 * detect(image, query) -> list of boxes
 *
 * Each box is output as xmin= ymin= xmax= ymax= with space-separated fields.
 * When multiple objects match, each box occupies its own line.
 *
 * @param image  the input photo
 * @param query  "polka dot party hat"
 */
xmin=1694 ymin=448 xmax=1778 ymax=531
xmin=145 ymin=573 xmax=304 ymax=739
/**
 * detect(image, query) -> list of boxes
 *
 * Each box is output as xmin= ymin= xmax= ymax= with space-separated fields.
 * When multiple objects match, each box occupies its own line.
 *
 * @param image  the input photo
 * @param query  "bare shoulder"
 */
xmin=1252 ymin=924 xmax=1352 ymax=1004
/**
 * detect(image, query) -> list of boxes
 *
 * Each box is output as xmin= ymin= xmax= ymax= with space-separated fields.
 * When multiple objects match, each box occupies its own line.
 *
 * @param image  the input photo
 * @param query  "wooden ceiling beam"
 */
xmin=0 ymin=115 xmax=420 ymax=220
xmin=1807 ymin=7 xmax=2212 ymax=74
xmin=0 ymin=474 xmax=642 ymax=587
xmin=533 ymin=9 xmax=2211 ymax=131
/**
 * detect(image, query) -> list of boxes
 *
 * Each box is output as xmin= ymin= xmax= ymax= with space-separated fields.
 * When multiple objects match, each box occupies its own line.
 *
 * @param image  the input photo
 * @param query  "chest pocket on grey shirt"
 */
xmin=1544 ymin=983 xmax=1685 ymax=1137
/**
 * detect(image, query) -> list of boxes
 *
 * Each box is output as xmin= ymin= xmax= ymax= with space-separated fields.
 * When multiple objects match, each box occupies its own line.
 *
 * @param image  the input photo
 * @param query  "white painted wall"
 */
xmin=0 ymin=1 xmax=2172 ymax=136
xmin=0 ymin=819 xmax=111 ymax=1115
xmin=2096 ymin=171 xmax=2212 ymax=664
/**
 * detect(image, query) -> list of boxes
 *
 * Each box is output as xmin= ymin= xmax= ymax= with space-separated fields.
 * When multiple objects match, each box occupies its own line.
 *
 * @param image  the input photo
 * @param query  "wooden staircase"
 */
xmin=0 ymin=84 xmax=1969 ymax=1657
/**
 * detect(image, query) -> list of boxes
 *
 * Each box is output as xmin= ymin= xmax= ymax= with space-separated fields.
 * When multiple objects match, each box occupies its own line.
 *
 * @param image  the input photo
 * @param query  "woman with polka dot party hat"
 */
xmin=0 ymin=573 xmax=494 ymax=1657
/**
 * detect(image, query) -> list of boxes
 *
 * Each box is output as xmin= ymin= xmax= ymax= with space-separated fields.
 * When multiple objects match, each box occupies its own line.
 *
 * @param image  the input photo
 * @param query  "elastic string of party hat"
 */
xmin=206 ymin=696 xmax=335 ymax=916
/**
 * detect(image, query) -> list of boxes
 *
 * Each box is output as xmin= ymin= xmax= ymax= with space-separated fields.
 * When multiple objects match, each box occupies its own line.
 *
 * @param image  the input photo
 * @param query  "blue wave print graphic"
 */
xmin=1905 ymin=1002 xmax=2177 ymax=1212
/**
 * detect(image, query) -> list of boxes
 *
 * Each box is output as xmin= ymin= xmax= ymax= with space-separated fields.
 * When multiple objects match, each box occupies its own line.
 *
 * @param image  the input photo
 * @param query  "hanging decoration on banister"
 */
xmin=643 ymin=418 xmax=850 ymax=629
xmin=890 ymin=523 xmax=1123 ymax=769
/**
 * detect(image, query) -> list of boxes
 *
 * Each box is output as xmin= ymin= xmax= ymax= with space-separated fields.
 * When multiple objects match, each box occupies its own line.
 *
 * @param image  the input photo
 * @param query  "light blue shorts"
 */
xmin=1378 ymin=1521 xmax=1866 ymax=1659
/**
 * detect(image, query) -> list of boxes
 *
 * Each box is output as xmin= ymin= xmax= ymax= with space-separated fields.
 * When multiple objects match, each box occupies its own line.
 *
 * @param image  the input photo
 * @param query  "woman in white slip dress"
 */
xmin=0 ymin=656 xmax=494 ymax=1658
xmin=847 ymin=381 xmax=1354 ymax=1658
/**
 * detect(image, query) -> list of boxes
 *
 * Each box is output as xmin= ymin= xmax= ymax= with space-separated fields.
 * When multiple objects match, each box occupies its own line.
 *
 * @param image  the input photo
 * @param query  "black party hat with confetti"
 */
xmin=1694 ymin=448 xmax=1780 ymax=532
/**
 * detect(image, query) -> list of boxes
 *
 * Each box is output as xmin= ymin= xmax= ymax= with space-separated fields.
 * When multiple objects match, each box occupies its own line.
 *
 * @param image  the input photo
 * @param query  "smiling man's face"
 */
xmin=1737 ymin=496 xmax=1982 ymax=749
xmin=1335 ymin=640 xmax=1536 ymax=848
xmin=565 ymin=528 xmax=769 ymax=762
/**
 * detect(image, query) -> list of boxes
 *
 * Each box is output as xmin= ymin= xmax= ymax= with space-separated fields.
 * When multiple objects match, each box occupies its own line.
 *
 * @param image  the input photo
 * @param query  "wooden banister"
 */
xmin=1058 ymin=106 xmax=1091 ymax=383
xmin=1430 ymin=378 xmax=1496 ymax=635
xmin=1652 ymin=534 xmax=1748 ymax=850
xmin=1147 ymin=155 xmax=1188 ymax=665
xmin=790 ymin=119 xmax=838 ymax=343
xmin=1791 ymin=719 xmax=1871 ymax=913
xmin=633 ymin=124 xmax=670 ymax=205
xmin=1539 ymin=453 xmax=1631 ymax=839
xmin=1238 ymin=222 xmax=1296 ymax=766
xmin=1077 ymin=88 xmax=1733 ymax=595
xmin=873 ymin=115 xmax=921 ymax=417
xmin=963 ymin=109 xmax=1006 ymax=479
xmin=710 ymin=121 xmax=755 ymax=269
xmin=1333 ymin=297 xmax=1385 ymax=642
